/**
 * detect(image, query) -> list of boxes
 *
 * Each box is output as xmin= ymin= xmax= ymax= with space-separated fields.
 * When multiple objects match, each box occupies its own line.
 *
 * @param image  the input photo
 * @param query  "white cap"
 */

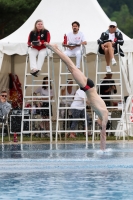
xmin=109 ymin=21 xmax=117 ymax=27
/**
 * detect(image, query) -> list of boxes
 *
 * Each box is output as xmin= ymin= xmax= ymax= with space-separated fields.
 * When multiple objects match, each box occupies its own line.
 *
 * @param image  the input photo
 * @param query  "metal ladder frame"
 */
xmin=56 ymin=45 xmax=90 ymax=143
xmin=92 ymin=44 xmax=125 ymax=142
xmin=21 ymin=47 xmax=56 ymax=143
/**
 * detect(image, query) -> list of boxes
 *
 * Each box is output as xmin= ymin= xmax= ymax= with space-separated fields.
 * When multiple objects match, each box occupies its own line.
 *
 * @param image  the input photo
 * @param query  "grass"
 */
xmin=0 ymin=134 xmax=132 ymax=143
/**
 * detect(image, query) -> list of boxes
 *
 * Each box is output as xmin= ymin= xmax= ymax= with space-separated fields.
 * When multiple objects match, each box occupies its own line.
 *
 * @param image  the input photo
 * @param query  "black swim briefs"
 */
xmin=80 ymin=78 xmax=94 ymax=91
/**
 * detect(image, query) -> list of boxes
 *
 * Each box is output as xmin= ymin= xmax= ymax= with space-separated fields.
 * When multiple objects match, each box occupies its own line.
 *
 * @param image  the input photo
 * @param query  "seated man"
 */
xmin=69 ymin=88 xmax=90 ymax=138
xmin=60 ymin=79 xmax=76 ymax=130
xmin=0 ymin=91 xmax=11 ymax=116
xmin=98 ymin=73 xmax=117 ymax=107
xmin=63 ymin=21 xmax=87 ymax=69
xmin=44 ymin=43 xmax=108 ymax=151
xmin=97 ymin=21 xmax=124 ymax=73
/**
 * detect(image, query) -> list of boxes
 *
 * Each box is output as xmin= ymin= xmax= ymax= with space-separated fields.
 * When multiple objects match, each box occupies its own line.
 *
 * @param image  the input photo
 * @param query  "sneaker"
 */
xmin=30 ymin=69 xmax=38 ymax=77
xmin=106 ymin=66 xmax=111 ymax=73
xmin=36 ymin=70 xmax=40 ymax=76
xmin=112 ymin=58 xmax=117 ymax=66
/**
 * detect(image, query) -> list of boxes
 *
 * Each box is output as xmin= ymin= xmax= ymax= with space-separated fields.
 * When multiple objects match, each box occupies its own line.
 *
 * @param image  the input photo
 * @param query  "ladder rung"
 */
xmin=95 ymin=118 xmax=122 ymax=120
xmin=26 ymin=73 xmax=48 ymax=76
xmin=20 ymin=130 xmax=51 ymax=133
xmin=23 ymin=107 xmax=52 ymax=110
xmin=58 ymin=118 xmax=86 ymax=121
xmin=93 ymin=130 xmax=124 ymax=133
xmin=60 ymin=84 xmax=78 ymax=86
xmin=56 ymin=130 xmax=89 ymax=133
xmin=100 ymin=95 xmax=122 ymax=97
xmin=22 ymin=119 xmax=51 ymax=121
xmin=25 ymin=84 xmax=51 ymax=87
xmin=59 ymin=95 xmax=76 ymax=98
xmin=100 ymin=99 xmax=122 ymax=101
xmin=58 ymin=107 xmax=85 ymax=109
xmin=97 ymin=72 xmax=120 ymax=74
xmin=25 ymin=100 xmax=55 ymax=102
xmin=60 ymin=72 xmax=71 ymax=75
xmin=24 ymin=96 xmax=53 ymax=98
xmin=106 ymin=106 xmax=123 ymax=109
xmin=100 ymin=79 xmax=120 ymax=81
xmin=97 ymin=83 xmax=121 ymax=86
xmin=33 ymin=80 xmax=53 ymax=82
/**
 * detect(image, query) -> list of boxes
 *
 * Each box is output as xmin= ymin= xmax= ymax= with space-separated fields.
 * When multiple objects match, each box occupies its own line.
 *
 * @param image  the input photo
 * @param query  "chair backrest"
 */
xmin=0 ymin=108 xmax=8 ymax=124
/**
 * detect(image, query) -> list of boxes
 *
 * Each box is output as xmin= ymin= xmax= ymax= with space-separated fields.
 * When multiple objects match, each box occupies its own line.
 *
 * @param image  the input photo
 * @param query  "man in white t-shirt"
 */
xmin=69 ymin=88 xmax=90 ymax=138
xmin=63 ymin=21 xmax=87 ymax=69
xmin=98 ymin=21 xmax=124 ymax=73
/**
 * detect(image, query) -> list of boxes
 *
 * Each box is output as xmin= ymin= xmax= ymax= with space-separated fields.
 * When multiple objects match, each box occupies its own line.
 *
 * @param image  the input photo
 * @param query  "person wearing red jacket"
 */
xmin=27 ymin=19 xmax=50 ymax=77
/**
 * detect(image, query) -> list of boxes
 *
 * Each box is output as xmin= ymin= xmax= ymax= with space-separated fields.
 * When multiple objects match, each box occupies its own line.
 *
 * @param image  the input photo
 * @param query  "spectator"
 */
xmin=34 ymin=77 xmax=54 ymax=136
xmin=63 ymin=21 xmax=87 ymax=69
xmin=97 ymin=21 xmax=124 ymax=73
xmin=60 ymin=79 xmax=76 ymax=129
xmin=0 ymin=91 xmax=11 ymax=116
xmin=98 ymin=73 xmax=117 ymax=107
xmin=27 ymin=19 xmax=50 ymax=77
xmin=69 ymin=88 xmax=90 ymax=138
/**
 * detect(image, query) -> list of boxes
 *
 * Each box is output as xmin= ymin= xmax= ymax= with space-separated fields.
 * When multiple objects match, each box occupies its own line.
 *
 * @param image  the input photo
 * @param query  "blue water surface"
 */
xmin=0 ymin=142 xmax=133 ymax=200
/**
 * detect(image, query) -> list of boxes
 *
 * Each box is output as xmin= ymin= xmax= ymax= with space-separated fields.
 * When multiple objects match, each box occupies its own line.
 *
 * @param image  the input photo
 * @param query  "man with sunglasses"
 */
xmin=98 ymin=21 xmax=124 ymax=73
xmin=0 ymin=91 xmax=11 ymax=116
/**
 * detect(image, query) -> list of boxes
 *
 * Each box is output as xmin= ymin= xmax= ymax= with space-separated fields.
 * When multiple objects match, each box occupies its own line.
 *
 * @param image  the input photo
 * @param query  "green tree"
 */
xmin=0 ymin=0 xmax=41 ymax=39
xmin=111 ymin=5 xmax=133 ymax=38
xmin=98 ymin=0 xmax=133 ymax=16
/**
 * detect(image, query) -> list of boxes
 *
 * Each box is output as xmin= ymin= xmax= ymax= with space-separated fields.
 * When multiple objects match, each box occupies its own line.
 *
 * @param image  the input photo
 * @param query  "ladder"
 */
xmin=92 ymin=44 xmax=125 ymax=142
xmin=21 ymin=47 xmax=56 ymax=143
xmin=55 ymin=45 xmax=90 ymax=143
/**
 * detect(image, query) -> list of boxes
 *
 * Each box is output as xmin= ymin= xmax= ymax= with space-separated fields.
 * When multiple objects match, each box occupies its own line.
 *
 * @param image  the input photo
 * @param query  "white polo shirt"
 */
xmin=71 ymin=88 xmax=87 ymax=110
xmin=67 ymin=31 xmax=86 ymax=50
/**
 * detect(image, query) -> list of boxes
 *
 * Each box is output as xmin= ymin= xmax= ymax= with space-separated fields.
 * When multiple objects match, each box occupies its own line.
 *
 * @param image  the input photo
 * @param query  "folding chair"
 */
xmin=0 ymin=113 xmax=10 ymax=143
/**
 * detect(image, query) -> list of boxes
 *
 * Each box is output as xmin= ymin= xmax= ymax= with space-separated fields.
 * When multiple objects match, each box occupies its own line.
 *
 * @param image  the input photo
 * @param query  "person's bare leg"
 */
xmin=104 ymin=48 xmax=110 ymax=66
xmin=104 ymin=42 xmax=114 ymax=59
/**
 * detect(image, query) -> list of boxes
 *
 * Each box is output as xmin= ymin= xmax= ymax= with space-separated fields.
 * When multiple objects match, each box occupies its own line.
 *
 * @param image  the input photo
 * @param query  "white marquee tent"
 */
xmin=0 ymin=0 xmax=133 ymax=95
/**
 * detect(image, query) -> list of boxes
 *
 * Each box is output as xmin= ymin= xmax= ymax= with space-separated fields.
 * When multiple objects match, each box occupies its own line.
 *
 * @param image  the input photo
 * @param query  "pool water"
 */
xmin=0 ymin=143 xmax=133 ymax=200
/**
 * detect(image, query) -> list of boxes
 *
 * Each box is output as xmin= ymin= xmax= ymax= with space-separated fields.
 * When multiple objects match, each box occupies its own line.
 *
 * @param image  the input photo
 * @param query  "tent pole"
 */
xmin=11 ymin=55 xmax=15 ymax=74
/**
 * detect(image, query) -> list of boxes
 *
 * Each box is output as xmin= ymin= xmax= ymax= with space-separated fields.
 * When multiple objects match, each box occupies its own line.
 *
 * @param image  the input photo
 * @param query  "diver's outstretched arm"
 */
xmin=100 ymin=119 xmax=107 ymax=150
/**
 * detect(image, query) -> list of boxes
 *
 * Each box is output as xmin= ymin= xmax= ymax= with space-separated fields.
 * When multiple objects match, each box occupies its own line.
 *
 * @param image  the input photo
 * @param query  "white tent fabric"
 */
xmin=0 ymin=0 xmax=132 ymax=55
xmin=0 ymin=0 xmax=133 ymax=90
xmin=0 ymin=0 xmax=133 ymax=136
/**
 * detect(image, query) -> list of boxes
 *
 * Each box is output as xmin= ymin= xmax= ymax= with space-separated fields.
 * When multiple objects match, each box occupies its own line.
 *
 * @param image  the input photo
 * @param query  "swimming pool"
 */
xmin=0 ymin=142 xmax=133 ymax=200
